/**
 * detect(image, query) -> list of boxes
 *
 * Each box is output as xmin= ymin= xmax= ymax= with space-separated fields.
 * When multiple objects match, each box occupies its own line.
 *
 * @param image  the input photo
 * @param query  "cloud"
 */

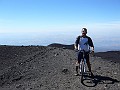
xmin=0 ymin=19 xmax=120 ymax=33
xmin=86 ymin=21 xmax=120 ymax=30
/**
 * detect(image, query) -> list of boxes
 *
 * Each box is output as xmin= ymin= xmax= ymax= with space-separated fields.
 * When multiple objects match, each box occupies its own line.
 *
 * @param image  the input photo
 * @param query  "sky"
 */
xmin=0 ymin=0 xmax=120 ymax=33
xmin=0 ymin=0 xmax=120 ymax=50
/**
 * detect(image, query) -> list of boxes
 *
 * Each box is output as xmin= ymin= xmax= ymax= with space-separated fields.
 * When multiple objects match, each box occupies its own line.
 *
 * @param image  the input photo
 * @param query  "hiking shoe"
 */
xmin=90 ymin=72 xmax=94 ymax=78
xmin=74 ymin=72 xmax=79 ymax=76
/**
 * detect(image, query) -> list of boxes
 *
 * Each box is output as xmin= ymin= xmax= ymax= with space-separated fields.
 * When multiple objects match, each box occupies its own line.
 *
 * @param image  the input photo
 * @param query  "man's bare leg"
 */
xmin=75 ymin=61 xmax=79 ymax=76
xmin=86 ymin=59 xmax=94 ymax=77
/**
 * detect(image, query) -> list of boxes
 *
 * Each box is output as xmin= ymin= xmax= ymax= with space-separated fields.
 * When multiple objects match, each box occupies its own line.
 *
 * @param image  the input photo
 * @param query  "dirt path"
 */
xmin=0 ymin=46 xmax=119 ymax=90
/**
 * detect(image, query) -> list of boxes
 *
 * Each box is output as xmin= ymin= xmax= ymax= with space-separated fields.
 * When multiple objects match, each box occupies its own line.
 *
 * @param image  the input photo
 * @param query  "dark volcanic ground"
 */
xmin=0 ymin=45 xmax=120 ymax=90
xmin=95 ymin=51 xmax=120 ymax=64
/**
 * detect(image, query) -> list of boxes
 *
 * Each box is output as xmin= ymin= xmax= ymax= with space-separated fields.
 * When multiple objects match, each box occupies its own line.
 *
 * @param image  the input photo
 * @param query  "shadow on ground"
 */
xmin=81 ymin=75 xmax=120 ymax=87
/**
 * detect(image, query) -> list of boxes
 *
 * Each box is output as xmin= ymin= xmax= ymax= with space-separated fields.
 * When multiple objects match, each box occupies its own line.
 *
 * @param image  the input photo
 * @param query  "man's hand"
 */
xmin=74 ymin=45 xmax=78 ymax=51
xmin=90 ymin=49 xmax=94 ymax=57
xmin=91 ymin=50 xmax=94 ymax=56
xmin=91 ymin=47 xmax=94 ymax=56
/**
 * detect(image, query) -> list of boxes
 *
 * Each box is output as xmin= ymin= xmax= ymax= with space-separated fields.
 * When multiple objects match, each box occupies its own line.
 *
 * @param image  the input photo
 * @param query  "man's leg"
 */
xmin=86 ymin=59 xmax=94 ymax=77
xmin=75 ymin=52 xmax=82 ymax=76
xmin=75 ymin=61 xmax=79 ymax=75
xmin=86 ymin=53 xmax=94 ymax=77
xmin=86 ymin=58 xmax=92 ymax=72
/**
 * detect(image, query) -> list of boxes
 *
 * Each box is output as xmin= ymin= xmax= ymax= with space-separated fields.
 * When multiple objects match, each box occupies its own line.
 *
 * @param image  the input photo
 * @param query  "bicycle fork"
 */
xmin=80 ymin=59 xmax=86 ymax=73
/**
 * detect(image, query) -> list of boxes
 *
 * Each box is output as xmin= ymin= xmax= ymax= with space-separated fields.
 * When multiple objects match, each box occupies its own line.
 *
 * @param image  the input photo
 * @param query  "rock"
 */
xmin=62 ymin=68 xmax=69 ymax=74
xmin=104 ymin=84 xmax=108 ymax=89
xmin=16 ymin=84 xmax=23 ymax=88
xmin=118 ymin=83 xmax=120 ymax=86
xmin=114 ymin=72 xmax=117 ymax=75
xmin=54 ymin=53 xmax=59 ymax=56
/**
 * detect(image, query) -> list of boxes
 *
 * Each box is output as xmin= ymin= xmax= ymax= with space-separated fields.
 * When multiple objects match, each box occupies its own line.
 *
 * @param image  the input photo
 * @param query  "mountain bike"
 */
xmin=79 ymin=50 xmax=93 ymax=82
xmin=75 ymin=49 xmax=94 ymax=82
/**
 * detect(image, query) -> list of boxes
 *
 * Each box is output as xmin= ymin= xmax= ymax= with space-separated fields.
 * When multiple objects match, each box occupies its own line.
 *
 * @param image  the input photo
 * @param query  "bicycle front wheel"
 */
xmin=81 ymin=60 xmax=85 ymax=82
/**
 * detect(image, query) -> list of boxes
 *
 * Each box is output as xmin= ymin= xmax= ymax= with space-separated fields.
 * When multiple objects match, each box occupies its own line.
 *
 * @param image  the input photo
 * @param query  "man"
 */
xmin=74 ymin=28 xmax=94 ymax=77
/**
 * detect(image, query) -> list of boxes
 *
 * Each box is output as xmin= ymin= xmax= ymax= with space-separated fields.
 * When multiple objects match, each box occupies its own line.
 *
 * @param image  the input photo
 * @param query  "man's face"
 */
xmin=81 ymin=30 xmax=87 ymax=36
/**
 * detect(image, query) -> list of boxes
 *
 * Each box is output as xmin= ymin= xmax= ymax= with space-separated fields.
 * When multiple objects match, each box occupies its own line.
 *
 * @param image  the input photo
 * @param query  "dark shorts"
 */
xmin=77 ymin=51 xmax=89 ymax=63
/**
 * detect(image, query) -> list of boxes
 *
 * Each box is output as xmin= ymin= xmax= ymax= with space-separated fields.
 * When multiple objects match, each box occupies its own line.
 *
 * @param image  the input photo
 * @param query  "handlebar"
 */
xmin=74 ymin=49 xmax=94 ymax=56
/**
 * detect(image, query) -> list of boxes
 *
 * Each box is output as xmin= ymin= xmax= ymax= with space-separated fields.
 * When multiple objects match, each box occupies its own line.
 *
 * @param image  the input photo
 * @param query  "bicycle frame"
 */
xmin=79 ymin=50 xmax=87 ymax=82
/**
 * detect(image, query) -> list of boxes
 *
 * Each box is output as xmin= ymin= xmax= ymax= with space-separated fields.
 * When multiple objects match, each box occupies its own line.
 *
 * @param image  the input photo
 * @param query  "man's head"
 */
xmin=81 ymin=28 xmax=87 ymax=36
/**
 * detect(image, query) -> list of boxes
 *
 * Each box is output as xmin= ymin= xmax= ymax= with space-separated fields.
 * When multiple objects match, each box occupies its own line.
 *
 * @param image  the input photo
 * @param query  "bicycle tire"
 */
xmin=81 ymin=59 xmax=85 ymax=82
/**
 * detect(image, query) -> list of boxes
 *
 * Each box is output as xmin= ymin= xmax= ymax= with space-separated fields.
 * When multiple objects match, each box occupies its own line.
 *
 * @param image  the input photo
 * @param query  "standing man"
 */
xmin=74 ymin=28 xmax=94 ymax=77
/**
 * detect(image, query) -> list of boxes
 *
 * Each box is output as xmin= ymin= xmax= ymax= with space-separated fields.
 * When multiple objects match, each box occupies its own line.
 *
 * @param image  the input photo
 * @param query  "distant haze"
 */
xmin=0 ymin=28 xmax=120 ymax=52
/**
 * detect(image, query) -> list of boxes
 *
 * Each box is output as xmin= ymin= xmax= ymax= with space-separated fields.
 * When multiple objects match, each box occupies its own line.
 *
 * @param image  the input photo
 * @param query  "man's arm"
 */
xmin=88 ymin=36 xmax=94 ymax=54
xmin=74 ymin=36 xmax=80 ymax=50
xmin=88 ymin=37 xmax=94 ymax=48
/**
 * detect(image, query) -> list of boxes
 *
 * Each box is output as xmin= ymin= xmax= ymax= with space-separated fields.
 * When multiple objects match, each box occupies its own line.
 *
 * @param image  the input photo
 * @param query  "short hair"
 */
xmin=82 ymin=28 xmax=87 ymax=33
